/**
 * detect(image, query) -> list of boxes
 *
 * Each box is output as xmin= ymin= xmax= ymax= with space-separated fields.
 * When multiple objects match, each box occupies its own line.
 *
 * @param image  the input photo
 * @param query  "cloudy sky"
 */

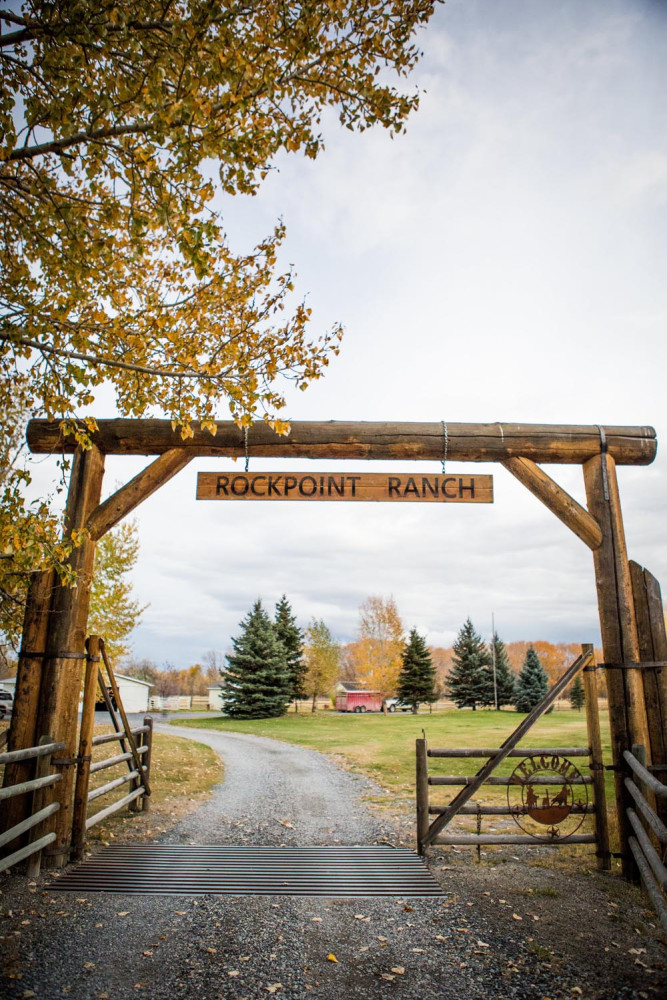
xmin=31 ymin=0 xmax=667 ymax=667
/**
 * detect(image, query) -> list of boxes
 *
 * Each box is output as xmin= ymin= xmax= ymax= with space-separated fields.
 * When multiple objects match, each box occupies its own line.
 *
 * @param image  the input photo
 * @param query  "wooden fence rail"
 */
xmin=417 ymin=739 xmax=605 ymax=860
xmin=0 ymin=737 xmax=64 ymax=876
xmin=84 ymin=719 xmax=152 ymax=834
xmin=70 ymin=634 xmax=153 ymax=860
xmin=624 ymin=744 xmax=667 ymax=930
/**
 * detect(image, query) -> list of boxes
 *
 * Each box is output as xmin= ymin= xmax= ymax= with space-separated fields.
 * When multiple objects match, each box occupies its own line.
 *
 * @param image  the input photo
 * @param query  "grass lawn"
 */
xmin=179 ymin=706 xmax=613 ymax=819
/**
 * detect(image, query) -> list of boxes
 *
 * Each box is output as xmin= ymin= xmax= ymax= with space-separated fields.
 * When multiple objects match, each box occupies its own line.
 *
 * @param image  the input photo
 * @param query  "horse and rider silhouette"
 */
xmin=525 ymin=783 xmax=569 ymax=811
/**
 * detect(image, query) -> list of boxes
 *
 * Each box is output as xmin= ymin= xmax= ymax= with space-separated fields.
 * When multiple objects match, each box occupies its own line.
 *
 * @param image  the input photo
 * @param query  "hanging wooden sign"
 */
xmin=196 ymin=472 xmax=493 ymax=503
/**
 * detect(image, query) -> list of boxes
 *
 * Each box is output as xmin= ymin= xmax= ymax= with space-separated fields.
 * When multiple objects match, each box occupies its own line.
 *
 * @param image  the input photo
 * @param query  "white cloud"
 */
xmin=27 ymin=0 xmax=667 ymax=668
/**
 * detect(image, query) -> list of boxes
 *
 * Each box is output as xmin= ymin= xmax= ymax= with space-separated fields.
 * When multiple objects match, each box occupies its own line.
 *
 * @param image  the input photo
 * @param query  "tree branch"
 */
xmin=0 ymin=331 xmax=213 ymax=380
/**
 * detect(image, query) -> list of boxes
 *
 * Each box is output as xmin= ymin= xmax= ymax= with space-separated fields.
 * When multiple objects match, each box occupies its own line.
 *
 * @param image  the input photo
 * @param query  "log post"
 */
xmin=26 ymin=735 xmax=55 ymax=879
xmin=581 ymin=644 xmax=611 ymax=871
xmin=416 ymin=737 xmax=429 ymax=856
xmin=629 ymin=563 xmax=667 ymax=825
xmin=629 ymin=563 xmax=667 ymax=767
xmin=583 ymin=451 xmax=651 ymax=877
xmin=141 ymin=716 xmax=153 ymax=812
xmin=71 ymin=636 xmax=101 ymax=860
xmin=36 ymin=445 xmax=105 ymax=869
xmin=0 ymin=569 xmax=55 ymax=843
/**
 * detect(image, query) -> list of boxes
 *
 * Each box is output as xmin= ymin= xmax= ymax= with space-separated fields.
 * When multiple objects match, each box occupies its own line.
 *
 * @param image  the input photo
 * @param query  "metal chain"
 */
xmin=597 ymin=425 xmax=609 ymax=502
xmin=244 ymin=425 xmax=250 ymax=473
xmin=441 ymin=420 xmax=448 ymax=474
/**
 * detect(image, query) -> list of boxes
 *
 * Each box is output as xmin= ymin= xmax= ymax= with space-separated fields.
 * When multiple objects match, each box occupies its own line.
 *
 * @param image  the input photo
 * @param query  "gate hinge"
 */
xmin=52 ymin=756 xmax=77 ymax=768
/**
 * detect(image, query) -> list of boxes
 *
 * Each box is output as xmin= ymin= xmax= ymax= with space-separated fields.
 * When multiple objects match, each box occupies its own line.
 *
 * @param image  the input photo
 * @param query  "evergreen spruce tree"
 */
xmin=396 ymin=628 xmax=436 ymax=712
xmin=222 ymin=600 xmax=291 ymax=718
xmin=570 ymin=673 xmax=585 ymax=711
xmin=515 ymin=645 xmax=549 ymax=713
xmin=445 ymin=618 xmax=492 ymax=711
xmin=274 ymin=594 xmax=306 ymax=710
xmin=483 ymin=632 xmax=517 ymax=709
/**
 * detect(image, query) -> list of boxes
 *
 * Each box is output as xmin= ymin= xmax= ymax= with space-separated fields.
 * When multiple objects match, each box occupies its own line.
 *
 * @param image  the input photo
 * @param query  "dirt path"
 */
xmin=157 ymin=723 xmax=395 ymax=847
xmin=1 ymin=725 xmax=665 ymax=1000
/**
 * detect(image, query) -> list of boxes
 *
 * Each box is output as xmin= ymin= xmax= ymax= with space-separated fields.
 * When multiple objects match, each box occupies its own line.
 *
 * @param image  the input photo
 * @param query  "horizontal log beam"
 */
xmin=427 ymin=747 xmax=591 ymax=758
xmin=26 ymin=419 xmax=657 ymax=465
xmin=429 ymin=775 xmax=592 ymax=786
xmin=502 ymin=456 xmax=603 ymax=549
xmin=432 ymin=833 xmax=596 ymax=846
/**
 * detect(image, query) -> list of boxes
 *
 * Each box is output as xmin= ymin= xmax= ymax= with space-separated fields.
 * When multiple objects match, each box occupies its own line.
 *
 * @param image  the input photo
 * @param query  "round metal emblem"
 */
xmin=507 ymin=754 xmax=588 ymax=840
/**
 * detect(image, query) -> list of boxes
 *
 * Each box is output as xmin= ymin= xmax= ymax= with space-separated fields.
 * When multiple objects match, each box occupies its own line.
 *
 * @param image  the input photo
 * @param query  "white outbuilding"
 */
xmin=108 ymin=674 xmax=152 ymax=714
xmin=1 ymin=673 xmax=151 ymax=715
xmin=208 ymin=684 xmax=225 ymax=711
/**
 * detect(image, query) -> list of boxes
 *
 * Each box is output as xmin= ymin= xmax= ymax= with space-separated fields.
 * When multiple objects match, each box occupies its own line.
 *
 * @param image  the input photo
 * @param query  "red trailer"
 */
xmin=335 ymin=689 xmax=383 ymax=713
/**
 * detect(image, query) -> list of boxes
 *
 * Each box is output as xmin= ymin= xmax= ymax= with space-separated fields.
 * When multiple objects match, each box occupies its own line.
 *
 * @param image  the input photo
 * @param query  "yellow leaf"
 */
xmin=327 ymin=953 xmax=338 ymax=963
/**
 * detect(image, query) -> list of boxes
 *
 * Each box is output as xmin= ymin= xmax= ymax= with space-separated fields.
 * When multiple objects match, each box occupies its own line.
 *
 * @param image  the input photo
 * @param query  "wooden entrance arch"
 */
xmin=3 ymin=419 xmax=666 ymax=872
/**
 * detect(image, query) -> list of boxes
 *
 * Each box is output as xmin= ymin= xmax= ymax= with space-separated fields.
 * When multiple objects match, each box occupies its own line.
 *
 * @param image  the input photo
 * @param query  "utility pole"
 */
xmin=491 ymin=612 xmax=498 ymax=711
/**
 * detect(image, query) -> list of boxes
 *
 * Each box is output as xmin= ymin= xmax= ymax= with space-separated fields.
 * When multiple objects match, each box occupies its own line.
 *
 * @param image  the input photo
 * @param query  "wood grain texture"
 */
xmin=35 ymin=445 xmax=105 ymax=868
xmin=0 ymin=569 xmax=55 ymax=843
xmin=584 ymin=453 xmax=651 ymax=877
xmin=27 ymin=419 xmax=657 ymax=465
xmin=581 ymin=644 xmax=611 ymax=870
xmin=502 ymin=457 xmax=602 ymax=549
xmin=87 ymin=449 xmax=194 ymax=540
xmin=196 ymin=471 xmax=493 ymax=503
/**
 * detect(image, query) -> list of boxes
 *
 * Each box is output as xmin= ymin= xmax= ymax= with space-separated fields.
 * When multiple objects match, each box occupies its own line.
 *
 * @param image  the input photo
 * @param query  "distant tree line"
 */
xmin=444 ymin=618 xmax=580 ymax=714
xmin=121 ymin=596 xmax=588 ymax=719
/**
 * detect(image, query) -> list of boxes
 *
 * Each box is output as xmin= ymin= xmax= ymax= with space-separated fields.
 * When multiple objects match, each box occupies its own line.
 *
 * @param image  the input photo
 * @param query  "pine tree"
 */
xmin=446 ymin=618 xmax=492 ymax=711
xmin=274 ymin=595 xmax=306 ymax=710
xmin=515 ymin=645 xmax=549 ymax=713
xmin=222 ymin=600 xmax=291 ymax=719
xmin=483 ymin=632 xmax=516 ymax=709
xmin=396 ymin=628 xmax=436 ymax=712
xmin=570 ymin=673 xmax=585 ymax=711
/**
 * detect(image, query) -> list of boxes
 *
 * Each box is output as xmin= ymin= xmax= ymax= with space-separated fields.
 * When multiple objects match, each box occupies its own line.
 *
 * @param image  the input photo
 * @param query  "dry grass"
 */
xmin=0 ymin=721 xmax=222 ymax=847
xmin=85 ymin=725 xmax=222 ymax=844
xmin=181 ymin=707 xmax=621 ymax=871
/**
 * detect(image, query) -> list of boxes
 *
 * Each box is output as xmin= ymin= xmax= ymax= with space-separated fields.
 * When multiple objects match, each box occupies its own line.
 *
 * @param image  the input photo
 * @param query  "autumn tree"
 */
xmin=87 ymin=520 xmax=147 ymax=664
xmin=274 ymin=595 xmax=306 ymax=710
xmin=303 ymin=620 xmax=340 ymax=712
xmin=484 ymin=632 xmax=516 ymax=709
xmin=396 ymin=628 xmax=436 ymax=712
xmin=0 ymin=1 xmax=439 ymax=594
xmin=515 ymin=645 xmax=549 ymax=714
xmin=446 ymin=618 xmax=492 ymax=711
xmin=222 ymin=600 xmax=290 ymax=719
xmin=569 ymin=673 xmax=585 ymax=711
xmin=355 ymin=596 xmax=405 ymax=701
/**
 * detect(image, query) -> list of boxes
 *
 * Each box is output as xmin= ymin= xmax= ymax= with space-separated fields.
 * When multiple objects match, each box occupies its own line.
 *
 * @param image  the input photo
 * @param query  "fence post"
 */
xmin=416 ymin=737 xmax=429 ymax=856
xmin=141 ymin=716 xmax=153 ymax=812
xmin=26 ymin=735 xmax=55 ymax=878
xmin=582 ymin=644 xmax=611 ymax=871
xmin=71 ymin=637 xmax=100 ymax=861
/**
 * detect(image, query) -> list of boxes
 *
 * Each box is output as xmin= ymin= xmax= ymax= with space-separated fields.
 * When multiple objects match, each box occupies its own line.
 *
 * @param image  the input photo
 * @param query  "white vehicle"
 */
xmin=0 ymin=688 xmax=13 ymax=719
xmin=385 ymin=698 xmax=413 ymax=713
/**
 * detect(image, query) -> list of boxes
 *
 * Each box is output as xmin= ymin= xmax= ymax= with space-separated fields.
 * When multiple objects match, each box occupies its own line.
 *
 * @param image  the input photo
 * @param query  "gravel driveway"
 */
xmin=1 ymin=724 xmax=665 ymax=1000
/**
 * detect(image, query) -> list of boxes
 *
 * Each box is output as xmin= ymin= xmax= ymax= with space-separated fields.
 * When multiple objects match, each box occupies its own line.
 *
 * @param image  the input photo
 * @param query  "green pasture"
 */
xmin=179 ymin=707 xmax=614 ymax=820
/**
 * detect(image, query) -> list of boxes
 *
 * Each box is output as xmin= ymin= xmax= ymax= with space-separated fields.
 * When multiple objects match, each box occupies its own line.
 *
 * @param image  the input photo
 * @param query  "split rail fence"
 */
xmin=0 ymin=634 xmax=152 ymax=872
xmin=623 ymin=743 xmax=667 ymax=930
xmin=71 ymin=635 xmax=152 ymax=860
xmin=0 ymin=736 xmax=65 ymax=876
